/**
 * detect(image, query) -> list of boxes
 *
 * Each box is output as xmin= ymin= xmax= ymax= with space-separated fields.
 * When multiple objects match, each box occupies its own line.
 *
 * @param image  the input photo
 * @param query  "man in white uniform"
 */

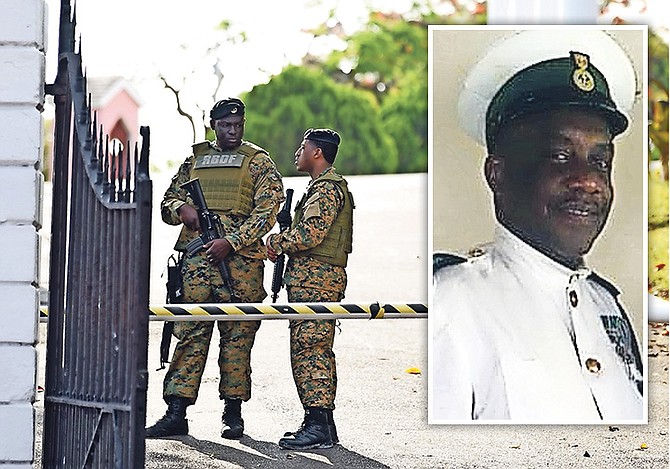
xmin=431 ymin=30 xmax=643 ymax=422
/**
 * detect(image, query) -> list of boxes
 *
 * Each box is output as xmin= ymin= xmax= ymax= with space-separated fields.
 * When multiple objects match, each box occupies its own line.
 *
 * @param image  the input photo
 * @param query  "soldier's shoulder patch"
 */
xmin=433 ymin=252 xmax=466 ymax=274
xmin=303 ymin=193 xmax=322 ymax=219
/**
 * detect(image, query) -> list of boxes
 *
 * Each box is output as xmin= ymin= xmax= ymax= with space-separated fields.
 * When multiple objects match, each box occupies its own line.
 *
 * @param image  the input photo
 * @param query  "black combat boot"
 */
xmin=325 ymin=409 xmax=338 ymax=445
xmin=145 ymin=396 xmax=189 ymax=438
xmin=283 ymin=408 xmax=338 ymax=445
xmin=221 ymin=398 xmax=244 ymax=439
xmin=279 ymin=407 xmax=334 ymax=450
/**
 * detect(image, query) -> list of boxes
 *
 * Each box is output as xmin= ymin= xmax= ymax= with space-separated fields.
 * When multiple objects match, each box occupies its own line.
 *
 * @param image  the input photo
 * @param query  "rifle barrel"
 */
xmin=270 ymin=188 xmax=295 ymax=302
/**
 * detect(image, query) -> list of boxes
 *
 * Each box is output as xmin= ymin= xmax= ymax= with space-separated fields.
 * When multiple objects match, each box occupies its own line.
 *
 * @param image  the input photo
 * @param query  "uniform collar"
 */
xmin=213 ymin=140 xmax=245 ymax=152
xmin=316 ymin=166 xmax=335 ymax=179
xmin=493 ymin=224 xmax=592 ymax=283
xmin=308 ymin=166 xmax=336 ymax=188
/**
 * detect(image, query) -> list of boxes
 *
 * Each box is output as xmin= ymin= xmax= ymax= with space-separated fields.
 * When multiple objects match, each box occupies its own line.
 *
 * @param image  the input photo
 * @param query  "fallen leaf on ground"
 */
xmin=405 ymin=367 xmax=422 ymax=374
xmin=640 ymin=443 xmax=648 ymax=450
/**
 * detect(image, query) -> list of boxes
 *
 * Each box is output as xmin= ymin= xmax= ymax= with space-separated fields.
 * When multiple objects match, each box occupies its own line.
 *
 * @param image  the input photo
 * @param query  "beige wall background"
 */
xmin=430 ymin=27 xmax=646 ymax=327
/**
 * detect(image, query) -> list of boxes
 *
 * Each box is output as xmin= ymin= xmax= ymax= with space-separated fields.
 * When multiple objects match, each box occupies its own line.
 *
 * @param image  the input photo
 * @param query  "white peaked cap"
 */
xmin=457 ymin=29 xmax=638 ymax=147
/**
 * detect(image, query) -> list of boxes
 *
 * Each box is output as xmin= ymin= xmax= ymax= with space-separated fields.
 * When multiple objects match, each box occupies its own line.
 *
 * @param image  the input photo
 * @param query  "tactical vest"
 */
xmin=292 ymin=172 xmax=354 ymax=267
xmin=190 ymin=141 xmax=266 ymax=216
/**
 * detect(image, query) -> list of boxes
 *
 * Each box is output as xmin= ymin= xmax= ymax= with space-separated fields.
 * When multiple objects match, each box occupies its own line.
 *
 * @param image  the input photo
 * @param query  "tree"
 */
xmin=301 ymin=5 xmax=484 ymax=173
xmin=648 ymin=30 xmax=669 ymax=180
xmin=380 ymin=67 xmax=428 ymax=173
xmin=243 ymin=66 xmax=398 ymax=176
xmin=320 ymin=13 xmax=433 ymax=173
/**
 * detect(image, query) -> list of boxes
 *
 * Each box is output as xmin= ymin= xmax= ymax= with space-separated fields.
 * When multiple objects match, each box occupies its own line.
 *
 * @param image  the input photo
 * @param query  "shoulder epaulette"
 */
xmin=433 ymin=252 xmax=466 ymax=275
xmin=192 ymin=141 xmax=214 ymax=156
xmin=239 ymin=141 xmax=269 ymax=157
xmin=587 ymin=272 xmax=621 ymax=297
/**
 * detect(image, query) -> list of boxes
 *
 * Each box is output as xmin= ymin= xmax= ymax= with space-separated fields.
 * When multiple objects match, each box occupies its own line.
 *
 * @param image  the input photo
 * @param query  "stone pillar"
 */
xmin=0 ymin=0 xmax=45 ymax=467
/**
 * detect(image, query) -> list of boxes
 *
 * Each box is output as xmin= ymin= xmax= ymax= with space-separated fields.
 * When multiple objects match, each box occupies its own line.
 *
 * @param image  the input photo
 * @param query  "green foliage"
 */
xmin=325 ymin=14 xmax=427 ymax=94
xmin=242 ymin=2 xmax=485 ymax=175
xmin=380 ymin=67 xmax=428 ymax=173
xmin=312 ymin=5 xmax=481 ymax=173
xmin=649 ymin=30 xmax=669 ymax=91
xmin=649 ymin=30 xmax=668 ymax=106
xmin=242 ymin=66 xmax=397 ymax=176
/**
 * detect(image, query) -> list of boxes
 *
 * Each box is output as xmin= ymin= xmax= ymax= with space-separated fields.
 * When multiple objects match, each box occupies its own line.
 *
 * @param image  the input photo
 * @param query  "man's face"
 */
xmin=294 ymin=139 xmax=316 ymax=173
xmin=211 ymin=114 xmax=245 ymax=150
xmin=489 ymin=109 xmax=615 ymax=263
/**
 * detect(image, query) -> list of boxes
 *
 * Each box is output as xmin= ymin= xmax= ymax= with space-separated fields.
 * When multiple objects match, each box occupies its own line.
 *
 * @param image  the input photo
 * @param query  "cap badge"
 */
xmin=571 ymin=52 xmax=595 ymax=92
xmin=230 ymin=106 xmax=238 ymax=114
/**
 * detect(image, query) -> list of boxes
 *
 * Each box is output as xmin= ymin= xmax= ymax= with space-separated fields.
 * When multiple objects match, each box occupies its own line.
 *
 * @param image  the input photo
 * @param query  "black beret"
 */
xmin=210 ymin=98 xmax=245 ymax=119
xmin=486 ymin=52 xmax=628 ymax=149
xmin=304 ymin=128 xmax=341 ymax=147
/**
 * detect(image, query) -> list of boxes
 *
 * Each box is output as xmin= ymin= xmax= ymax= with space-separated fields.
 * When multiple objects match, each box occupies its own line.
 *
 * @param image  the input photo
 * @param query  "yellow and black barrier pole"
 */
xmin=39 ymin=302 xmax=427 ymax=322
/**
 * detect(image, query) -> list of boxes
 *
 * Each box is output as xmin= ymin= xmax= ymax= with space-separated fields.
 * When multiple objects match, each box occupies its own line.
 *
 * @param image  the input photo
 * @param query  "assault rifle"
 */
xmin=180 ymin=178 xmax=238 ymax=302
xmin=157 ymin=253 xmax=183 ymax=371
xmin=271 ymin=188 xmax=294 ymax=302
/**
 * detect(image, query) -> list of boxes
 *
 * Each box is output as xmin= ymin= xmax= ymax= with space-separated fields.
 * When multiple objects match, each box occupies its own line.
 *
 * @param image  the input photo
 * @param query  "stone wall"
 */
xmin=0 ymin=0 xmax=45 ymax=466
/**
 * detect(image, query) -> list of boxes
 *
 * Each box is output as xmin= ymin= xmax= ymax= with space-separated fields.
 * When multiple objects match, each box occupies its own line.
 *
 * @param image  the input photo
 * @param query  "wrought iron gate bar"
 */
xmin=42 ymin=1 xmax=152 ymax=468
xmin=81 ymin=411 xmax=103 ymax=469
xmin=46 ymin=396 xmax=132 ymax=413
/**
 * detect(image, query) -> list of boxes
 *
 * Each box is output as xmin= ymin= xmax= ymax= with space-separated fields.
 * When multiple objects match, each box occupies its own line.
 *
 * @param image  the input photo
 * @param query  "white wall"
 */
xmin=487 ymin=0 xmax=599 ymax=24
xmin=0 ymin=0 xmax=45 ymax=466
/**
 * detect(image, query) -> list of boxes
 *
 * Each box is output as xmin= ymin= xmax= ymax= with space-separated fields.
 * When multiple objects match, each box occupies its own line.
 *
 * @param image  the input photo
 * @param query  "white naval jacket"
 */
xmin=431 ymin=226 xmax=643 ymax=423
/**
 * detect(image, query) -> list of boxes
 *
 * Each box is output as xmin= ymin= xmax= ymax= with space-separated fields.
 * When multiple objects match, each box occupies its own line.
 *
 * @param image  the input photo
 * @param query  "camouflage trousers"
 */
xmin=288 ymin=286 xmax=343 ymax=409
xmin=163 ymin=251 xmax=266 ymax=404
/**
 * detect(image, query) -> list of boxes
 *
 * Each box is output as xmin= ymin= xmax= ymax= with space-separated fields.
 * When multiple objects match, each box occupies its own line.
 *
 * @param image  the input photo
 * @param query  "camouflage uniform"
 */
xmin=268 ymin=166 xmax=352 ymax=409
xmin=161 ymin=141 xmax=283 ymax=404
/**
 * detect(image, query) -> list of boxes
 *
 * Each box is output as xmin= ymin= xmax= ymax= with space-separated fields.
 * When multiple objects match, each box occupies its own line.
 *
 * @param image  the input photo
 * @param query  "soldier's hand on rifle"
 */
xmin=266 ymin=237 xmax=279 ymax=263
xmin=277 ymin=209 xmax=292 ymax=228
xmin=178 ymin=204 xmax=200 ymax=232
xmin=205 ymin=238 xmax=233 ymax=262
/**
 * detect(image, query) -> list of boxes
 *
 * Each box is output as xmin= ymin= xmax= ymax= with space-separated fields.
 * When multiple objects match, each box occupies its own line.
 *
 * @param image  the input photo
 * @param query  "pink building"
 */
xmin=44 ymin=76 xmax=142 ymax=181
xmin=88 ymin=76 xmax=142 ymax=152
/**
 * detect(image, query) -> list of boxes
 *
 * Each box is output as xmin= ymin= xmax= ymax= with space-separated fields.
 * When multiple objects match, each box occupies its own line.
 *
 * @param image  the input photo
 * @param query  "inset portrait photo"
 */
xmin=428 ymin=26 xmax=648 ymax=424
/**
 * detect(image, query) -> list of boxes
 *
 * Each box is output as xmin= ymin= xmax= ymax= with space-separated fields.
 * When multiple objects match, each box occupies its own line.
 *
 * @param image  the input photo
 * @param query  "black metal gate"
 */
xmin=42 ymin=2 xmax=152 ymax=468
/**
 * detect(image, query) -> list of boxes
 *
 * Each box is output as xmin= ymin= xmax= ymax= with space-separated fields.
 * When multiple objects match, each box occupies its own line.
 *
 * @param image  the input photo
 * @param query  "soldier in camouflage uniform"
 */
xmin=146 ymin=98 xmax=284 ymax=439
xmin=267 ymin=128 xmax=354 ymax=450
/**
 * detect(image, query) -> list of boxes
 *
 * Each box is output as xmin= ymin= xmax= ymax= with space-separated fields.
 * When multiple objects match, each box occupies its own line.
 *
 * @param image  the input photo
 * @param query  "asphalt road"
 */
xmin=33 ymin=174 xmax=668 ymax=467
xmin=34 ymin=320 xmax=668 ymax=469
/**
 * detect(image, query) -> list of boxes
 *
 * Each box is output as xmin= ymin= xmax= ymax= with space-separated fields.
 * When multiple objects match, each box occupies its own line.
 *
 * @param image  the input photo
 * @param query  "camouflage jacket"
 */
xmin=161 ymin=141 xmax=284 ymax=259
xmin=269 ymin=167 xmax=347 ymax=293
